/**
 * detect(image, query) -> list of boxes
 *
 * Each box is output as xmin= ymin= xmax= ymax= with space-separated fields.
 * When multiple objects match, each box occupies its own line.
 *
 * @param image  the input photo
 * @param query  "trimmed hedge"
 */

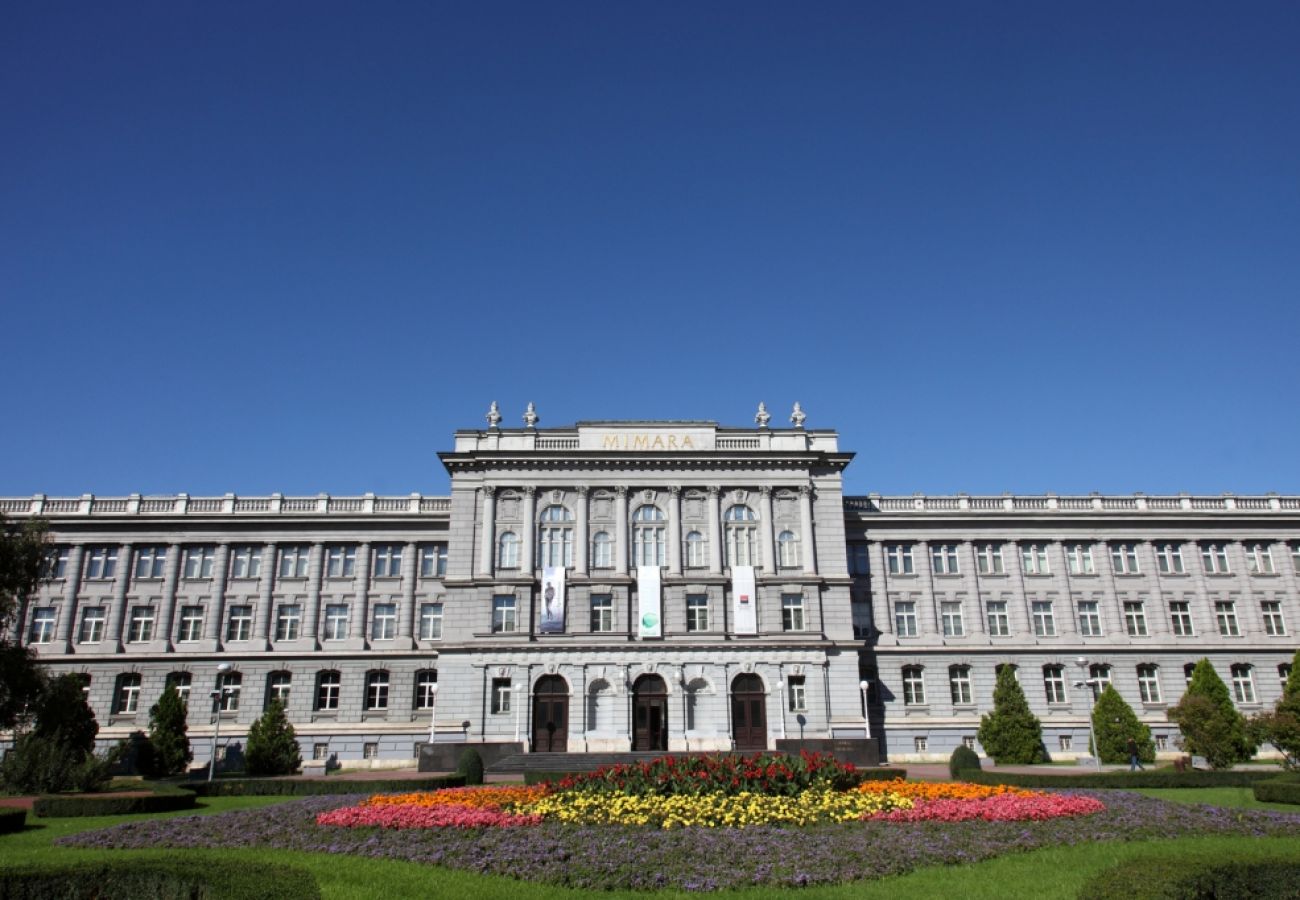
xmin=190 ymin=774 xmax=466 ymax=796
xmin=1253 ymin=778 xmax=1300 ymax=805
xmin=523 ymin=768 xmax=908 ymax=786
xmin=0 ymin=807 xmax=25 ymax=834
xmin=1077 ymin=856 xmax=1300 ymax=900
xmin=32 ymin=784 xmax=195 ymax=818
xmin=962 ymin=769 xmax=1279 ymax=789
xmin=0 ymin=858 xmax=319 ymax=899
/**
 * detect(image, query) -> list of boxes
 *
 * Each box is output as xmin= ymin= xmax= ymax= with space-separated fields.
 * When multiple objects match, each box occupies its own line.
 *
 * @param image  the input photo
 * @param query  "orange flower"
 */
xmin=855 ymin=779 xmax=1037 ymax=802
xmin=363 ymin=785 xmax=550 ymax=811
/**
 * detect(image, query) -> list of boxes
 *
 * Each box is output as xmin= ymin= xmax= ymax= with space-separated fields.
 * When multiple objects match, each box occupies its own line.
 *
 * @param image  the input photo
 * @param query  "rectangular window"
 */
xmin=940 ymin=601 xmax=964 ymax=637
xmin=182 ymin=546 xmax=215 ymax=579
xmin=914 ymin=736 xmax=928 ymax=753
xmin=365 ymin=672 xmax=390 ymax=710
xmin=324 ymin=545 xmax=355 ymax=578
xmin=847 ymin=542 xmax=870 ymax=576
xmin=1156 ymin=544 xmax=1185 ymax=575
xmin=902 ymin=667 xmax=926 ymax=705
xmin=1059 ymin=735 xmax=1073 ymax=751
xmin=419 ymin=602 xmax=444 ymax=640
xmin=1031 ymin=600 xmax=1056 ymax=636
xmin=1137 ymin=664 xmax=1162 ymax=703
xmin=44 ymin=547 xmax=69 ymax=579
xmin=28 ymin=607 xmax=56 ymax=643
xmin=1215 ymin=601 xmax=1240 ymax=636
xmin=1066 ymin=544 xmax=1095 ymax=575
xmin=930 ymin=544 xmax=959 ymax=575
xmin=963 ymin=736 xmax=976 ymax=750
xmin=226 ymin=605 xmax=252 ymax=642
xmin=419 ymin=543 xmax=448 ymax=578
xmin=976 ymin=544 xmax=1005 ymax=575
xmin=1261 ymin=600 xmax=1287 ymax=636
xmin=1231 ymin=665 xmax=1256 ymax=704
xmin=788 ymin=675 xmax=807 ymax=712
xmin=589 ymin=594 xmax=613 ymax=633
xmin=1292 ymin=544 xmax=1300 ymax=574
xmin=127 ymin=606 xmax=155 ymax=643
xmin=1077 ymin=600 xmax=1102 ymax=636
xmin=886 ymin=545 xmax=914 ymax=575
xmin=894 ymin=600 xmax=917 ymax=637
xmin=949 ymin=667 xmax=973 ymax=705
xmin=492 ymin=595 xmax=517 ymax=633
xmin=177 ymin=605 xmax=204 ymax=642
xmin=313 ymin=743 xmax=329 ymax=760
xmin=323 ymin=604 xmax=349 ymax=641
xmin=371 ymin=602 xmax=397 ymax=640
xmin=781 ymin=594 xmax=806 ymax=631
xmin=1021 ymin=544 xmax=1050 ymax=576
xmin=1043 ymin=666 xmax=1067 ymax=704
xmin=85 ymin=546 xmax=118 ymax=580
xmin=986 ymin=600 xmax=1009 ymax=636
xmin=1155 ymin=734 xmax=1168 ymax=751
xmin=1124 ymin=601 xmax=1148 ymax=636
xmin=1201 ymin=544 xmax=1230 ymax=575
xmin=275 ymin=604 xmax=302 ymax=642
xmin=230 ymin=545 xmax=263 ymax=579
xmin=1247 ymin=543 xmax=1275 ymax=575
xmin=686 ymin=594 xmax=709 ymax=632
xmin=491 ymin=678 xmax=512 ymax=714
xmin=363 ymin=742 xmax=378 ymax=760
xmin=373 ymin=544 xmax=403 ymax=578
xmin=133 ymin=546 xmax=167 ymax=579
xmin=79 ymin=606 xmax=106 ymax=643
xmin=279 ymin=544 xmax=311 ymax=578
xmin=1169 ymin=600 xmax=1194 ymax=636
xmin=1110 ymin=543 xmax=1140 ymax=575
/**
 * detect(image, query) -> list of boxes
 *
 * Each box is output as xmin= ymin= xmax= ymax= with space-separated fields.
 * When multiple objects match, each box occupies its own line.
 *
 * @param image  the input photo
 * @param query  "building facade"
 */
xmin=4 ymin=412 xmax=1297 ymax=765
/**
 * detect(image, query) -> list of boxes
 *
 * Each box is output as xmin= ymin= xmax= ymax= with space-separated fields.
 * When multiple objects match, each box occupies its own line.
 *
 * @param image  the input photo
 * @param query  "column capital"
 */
xmin=576 ymin=485 xmax=589 ymax=498
xmin=615 ymin=485 xmax=629 ymax=498
xmin=760 ymin=486 xmax=772 ymax=498
xmin=706 ymin=485 xmax=721 ymax=498
xmin=669 ymin=485 xmax=681 ymax=498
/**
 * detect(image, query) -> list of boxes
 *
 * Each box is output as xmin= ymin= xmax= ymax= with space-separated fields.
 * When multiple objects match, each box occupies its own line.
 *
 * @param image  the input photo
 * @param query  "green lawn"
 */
xmin=2 ymin=792 xmax=1298 ymax=899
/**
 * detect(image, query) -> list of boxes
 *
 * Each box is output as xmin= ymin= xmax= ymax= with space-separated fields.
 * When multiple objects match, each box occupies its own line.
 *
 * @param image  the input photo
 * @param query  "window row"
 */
xmin=44 ymin=543 xmax=449 ymax=583
xmin=489 ymin=593 xmax=808 ymax=634
xmin=875 ymin=541 xmax=1299 ymax=578
xmin=109 ymin=669 xmax=439 ymax=716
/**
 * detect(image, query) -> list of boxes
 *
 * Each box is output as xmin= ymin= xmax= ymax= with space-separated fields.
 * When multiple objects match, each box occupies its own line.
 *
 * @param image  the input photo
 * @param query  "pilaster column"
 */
xmin=55 ymin=545 xmax=85 ymax=646
xmin=798 ymin=486 xmax=816 ymax=575
xmin=707 ymin=487 xmax=723 ymax=575
xmin=107 ymin=542 xmax=133 ymax=649
xmin=400 ymin=541 xmax=418 ymax=639
xmin=303 ymin=543 xmax=324 ymax=642
xmin=205 ymin=544 xmax=230 ymax=641
xmin=254 ymin=542 xmax=276 ymax=646
xmin=352 ymin=542 xmax=371 ymax=640
xmin=574 ymin=487 xmax=589 ymax=575
xmin=157 ymin=543 xmax=182 ymax=647
xmin=520 ymin=486 xmax=536 ymax=575
xmin=478 ymin=486 xmax=496 ymax=578
xmin=868 ymin=542 xmax=892 ymax=636
xmin=667 ymin=486 xmax=682 ymax=575
xmin=760 ymin=488 xmax=777 ymax=575
xmin=614 ymin=487 xmax=629 ymax=575
xmin=915 ymin=540 xmax=939 ymax=637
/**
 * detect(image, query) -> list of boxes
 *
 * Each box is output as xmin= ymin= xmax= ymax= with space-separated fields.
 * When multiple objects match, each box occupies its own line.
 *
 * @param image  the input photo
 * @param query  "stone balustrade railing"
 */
xmin=843 ymin=494 xmax=1299 ymax=514
xmin=0 ymin=494 xmax=451 ymax=517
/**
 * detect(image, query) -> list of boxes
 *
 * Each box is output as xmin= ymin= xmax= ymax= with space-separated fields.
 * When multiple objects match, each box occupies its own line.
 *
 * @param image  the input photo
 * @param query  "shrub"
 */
xmin=0 ymin=858 xmax=319 ymax=899
xmin=457 ymin=747 xmax=485 ymax=786
xmin=33 ymin=785 xmax=196 ymax=818
xmin=1078 ymin=856 xmax=1300 ymax=900
xmin=1091 ymin=685 xmax=1155 ymax=765
xmin=190 ymin=774 xmax=465 ymax=796
xmin=146 ymin=685 xmax=192 ymax=777
xmin=1168 ymin=659 xmax=1256 ymax=769
xmin=977 ymin=666 xmax=1044 ymax=764
xmin=0 ymin=807 xmax=25 ymax=834
xmin=1253 ymin=779 xmax=1300 ymax=805
xmin=1251 ymin=648 xmax=1300 ymax=771
xmin=0 ymin=674 xmax=110 ymax=794
xmin=949 ymin=744 xmax=981 ymax=777
xmin=963 ymin=768 xmax=1276 ymax=789
xmin=244 ymin=699 xmax=302 ymax=776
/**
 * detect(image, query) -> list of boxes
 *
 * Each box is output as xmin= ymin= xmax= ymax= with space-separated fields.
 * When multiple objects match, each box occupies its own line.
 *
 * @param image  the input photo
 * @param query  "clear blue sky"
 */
xmin=3 ymin=2 xmax=1297 ymax=498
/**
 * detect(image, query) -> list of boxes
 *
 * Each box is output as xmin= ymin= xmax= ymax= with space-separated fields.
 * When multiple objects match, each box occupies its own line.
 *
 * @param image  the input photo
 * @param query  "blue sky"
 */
xmin=3 ymin=2 xmax=1297 ymax=498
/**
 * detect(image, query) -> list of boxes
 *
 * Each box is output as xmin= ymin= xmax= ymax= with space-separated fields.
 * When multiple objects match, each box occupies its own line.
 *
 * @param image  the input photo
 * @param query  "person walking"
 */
xmin=1126 ymin=737 xmax=1145 ymax=772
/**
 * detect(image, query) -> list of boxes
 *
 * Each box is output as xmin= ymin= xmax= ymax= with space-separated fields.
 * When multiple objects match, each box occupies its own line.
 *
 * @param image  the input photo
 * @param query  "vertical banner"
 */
xmin=540 ymin=566 xmax=566 ymax=633
xmin=732 ymin=565 xmax=757 ymax=635
xmin=637 ymin=565 xmax=662 ymax=638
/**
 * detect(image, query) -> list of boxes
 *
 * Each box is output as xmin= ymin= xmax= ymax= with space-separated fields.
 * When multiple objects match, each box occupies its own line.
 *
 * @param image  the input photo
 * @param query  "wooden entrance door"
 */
xmin=632 ymin=674 xmax=668 ymax=751
xmin=731 ymin=674 xmax=767 ymax=751
xmin=531 ymin=675 xmax=569 ymax=753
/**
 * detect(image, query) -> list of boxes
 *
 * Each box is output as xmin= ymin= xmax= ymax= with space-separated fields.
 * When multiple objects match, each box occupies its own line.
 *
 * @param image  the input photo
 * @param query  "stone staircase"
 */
xmin=487 ymin=750 xmax=747 ymax=775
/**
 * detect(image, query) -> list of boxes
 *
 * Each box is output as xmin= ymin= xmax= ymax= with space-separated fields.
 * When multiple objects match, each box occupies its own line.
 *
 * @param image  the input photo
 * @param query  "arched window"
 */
xmin=1136 ymin=664 xmax=1161 ymax=703
xmin=777 ymin=530 xmax=800 ymax=567
xmin=216 ymin=671 xmax=241 ymax=712
xmin=113 ymin=673 xmax=142 ymax=714
xmin=1230 ymin=664 xmax=1256 ymax=704
xmin=724 ymin=505 xmax=758 ymax=567
xmin=685 ymin=531 xmax=706 ymax=568
xmin=164 ymin=671 xmax=192 ymax=707
xmin=414 ymin=669 xmax=438 ymax=710
xmin=498 ymin=532 xmax=519 ymax=569
xmin=948 ymin=665 xmax=972 ymax=705
xmin=315 ymin=670 xmax=341 ymax=711
xmin=592 ymin=531 xmax=612 ymax=568
xmin=901 ymin=666 xmax=925 ymax=705
xmin=1042 ymin=665 xmax=1067 ymax=704
xmin=539 ymin=505 xmax=573 ymax=568
xmin=365 ymin=670 xmax=390 ymax=711
xmin=633 ymin=505 xmax=665 ymax=567
xmin=265 ymin=670 xmax=291 ymax=709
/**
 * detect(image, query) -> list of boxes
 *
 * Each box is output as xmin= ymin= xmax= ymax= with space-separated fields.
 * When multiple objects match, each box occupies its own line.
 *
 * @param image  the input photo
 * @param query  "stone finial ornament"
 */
xmin=790 ymin=402 xmax=806 ymax=429
xmin=486 ymin=401 xmax=501 ymax=429
xmin=523 ymin=402 xmax=539 ymax=429
xmin=755 ymin=402 xmax=771 ymax=429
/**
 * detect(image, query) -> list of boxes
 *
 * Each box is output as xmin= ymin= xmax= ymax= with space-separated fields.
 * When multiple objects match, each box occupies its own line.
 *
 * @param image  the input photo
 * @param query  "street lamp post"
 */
xmin=775 ymin=680 xmax=786 ymax=742
xmin=859 ymin=680 xmax=871 ymax=740
xmin=1075 ymin=657 xmax=1101 ymax=772
xmin=426 ymin=683 xmax=440 ymax=744
xmin=208 ymin=662 xmax=232 ymax=782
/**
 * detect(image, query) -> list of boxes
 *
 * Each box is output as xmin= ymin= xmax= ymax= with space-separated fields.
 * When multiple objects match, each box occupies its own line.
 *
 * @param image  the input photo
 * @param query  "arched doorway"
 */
xmin=731 ymin=673 xmax=767 ymax=751
xmin=531 ymin=675 xmax=569 ymax=753
xmin=632 ymin=674 xmax=668 ymax=751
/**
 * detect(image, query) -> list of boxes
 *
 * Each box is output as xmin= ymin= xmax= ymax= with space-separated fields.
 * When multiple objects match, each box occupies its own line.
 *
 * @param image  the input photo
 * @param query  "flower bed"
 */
xmin=317 ymin=803 xmax=540 ymax=829
xmin=868 ymin=793 xmax=1106 ymax=823
xmin=553 ymin=751 xmax=859 ymax=796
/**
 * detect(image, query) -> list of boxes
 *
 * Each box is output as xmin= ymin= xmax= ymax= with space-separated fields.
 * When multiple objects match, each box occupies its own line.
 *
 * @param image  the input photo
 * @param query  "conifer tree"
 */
xmin=1168 ymin=658 xmax=1256 ymax=769
xmin=147 ymin=684 xmax=192 ymax=776
xmin=1091 ymin=684 xmax=1154 ymax=764
xmin=977 ymin=665 xmax=1044 ymax=764
xmin=244 ymin=699 xmax=302 ymax=776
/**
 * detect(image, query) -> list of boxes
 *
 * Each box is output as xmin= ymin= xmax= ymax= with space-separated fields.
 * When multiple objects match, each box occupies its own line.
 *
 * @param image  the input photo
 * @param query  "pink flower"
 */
xmin=866 ymin=793 xmax=1105 ymax=823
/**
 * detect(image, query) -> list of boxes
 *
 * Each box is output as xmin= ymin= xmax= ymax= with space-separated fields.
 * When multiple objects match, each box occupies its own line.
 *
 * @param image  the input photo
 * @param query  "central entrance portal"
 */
xmin=632 ymin=674 xmax=669 ymax=751
xmin=730 ymin=673 xmax=768 ymax=751
xmin=531 ymin=675 xmax=569 ymax=753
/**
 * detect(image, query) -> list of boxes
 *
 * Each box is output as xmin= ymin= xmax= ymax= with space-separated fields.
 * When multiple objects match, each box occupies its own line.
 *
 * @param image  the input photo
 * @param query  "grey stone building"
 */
xmin=4 ymin=410 xmax=1297 ymax=765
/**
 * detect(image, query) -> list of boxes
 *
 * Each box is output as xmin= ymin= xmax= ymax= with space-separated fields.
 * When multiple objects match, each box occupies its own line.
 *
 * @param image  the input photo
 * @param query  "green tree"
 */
xmin=1091 ymin=684 xmax=1154 ymax=765
xmin=977 ymin=665 xmax=1044 ymax=764
xmin=0 ymin=515 xmax=51 ymax=729
xmin=244 ymin=699 xmax=302 ymax=776
xmin=147 ymin=684 xmax=192 ymax=776
xmin=1250 ymin=649 xmax=1300 ymax=771
xmin=0 ymin=673 xmax=110 ymax=793
xmin=1168 ymin=658 xmax=1256 ymax=769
